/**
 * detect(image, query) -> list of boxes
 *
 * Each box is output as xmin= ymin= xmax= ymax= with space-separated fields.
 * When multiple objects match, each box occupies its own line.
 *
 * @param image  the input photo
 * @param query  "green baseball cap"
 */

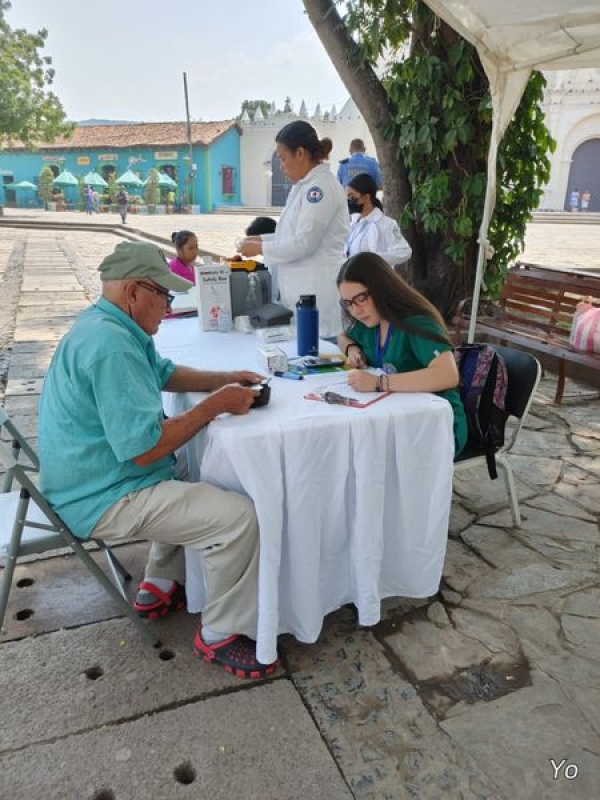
xmin=98 ymin=242 xmax=192 ymax=292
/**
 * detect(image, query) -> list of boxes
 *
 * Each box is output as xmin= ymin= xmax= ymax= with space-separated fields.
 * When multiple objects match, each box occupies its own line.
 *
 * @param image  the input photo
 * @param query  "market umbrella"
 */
xmin=52 ymin=170 xmax=78 ymax=187
xmin=115 ymin=169 xmax=143 ymax=188
xmin=143 ymin=171 xmax=177 ymax=188
xmin=9 ymin=180 xmax=38 ymax=190
xmin=82 ymin=170 xmax=108 ymax=188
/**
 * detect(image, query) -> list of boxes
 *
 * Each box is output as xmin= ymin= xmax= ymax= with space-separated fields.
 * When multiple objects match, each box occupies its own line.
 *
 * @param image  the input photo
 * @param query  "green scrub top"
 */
xmin=348 ymin=315 xmax=467 ymax=455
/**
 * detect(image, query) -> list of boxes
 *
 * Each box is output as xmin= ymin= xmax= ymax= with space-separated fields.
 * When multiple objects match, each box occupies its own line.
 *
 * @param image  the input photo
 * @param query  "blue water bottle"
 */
xmin=296 ymin=294 xmax=319 ymax=356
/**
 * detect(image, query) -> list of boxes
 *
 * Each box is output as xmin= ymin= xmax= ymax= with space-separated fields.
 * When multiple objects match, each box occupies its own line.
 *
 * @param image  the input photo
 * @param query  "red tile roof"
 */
xmin=5 ymin=121 xmax=240 ymax=150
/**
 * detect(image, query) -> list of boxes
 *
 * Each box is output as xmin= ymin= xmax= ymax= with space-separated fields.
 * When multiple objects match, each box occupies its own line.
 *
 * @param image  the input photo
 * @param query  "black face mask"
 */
xmin=347 ymin=198 xmax=362 ymax=214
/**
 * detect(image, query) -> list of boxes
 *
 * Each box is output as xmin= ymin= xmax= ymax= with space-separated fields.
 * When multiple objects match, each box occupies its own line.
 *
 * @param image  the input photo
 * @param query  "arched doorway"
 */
xmin=271 ymin=151 xmax=292 ymax=206
xmin=565 ymin=138 xmax=600 ymax=211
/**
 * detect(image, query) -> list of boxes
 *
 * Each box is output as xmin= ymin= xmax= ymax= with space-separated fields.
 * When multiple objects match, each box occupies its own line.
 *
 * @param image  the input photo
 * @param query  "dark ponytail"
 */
xmin=276 ymin=121 xmax=331 ymax=163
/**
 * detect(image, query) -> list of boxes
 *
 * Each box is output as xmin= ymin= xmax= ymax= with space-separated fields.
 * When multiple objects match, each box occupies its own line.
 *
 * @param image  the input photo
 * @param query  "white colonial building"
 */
xmin=239 ymin=98 xmax=376 ymax=208
xmin=239 ymin=70 xmax=600 ymax=212
xmin=539 ymin=68 xmax=600 ymax=211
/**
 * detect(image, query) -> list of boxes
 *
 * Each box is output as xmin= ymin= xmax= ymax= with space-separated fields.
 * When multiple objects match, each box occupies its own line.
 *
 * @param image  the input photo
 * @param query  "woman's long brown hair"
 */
xmin=337 ymin=252 xmax=451 ymax=345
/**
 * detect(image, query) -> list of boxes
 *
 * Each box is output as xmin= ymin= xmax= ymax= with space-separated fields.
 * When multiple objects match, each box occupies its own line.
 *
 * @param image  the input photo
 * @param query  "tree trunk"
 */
xmin=302 ymin=0 xmax=484 ymax=321
xmin=301 ymin=0 xmax=412 ymax=226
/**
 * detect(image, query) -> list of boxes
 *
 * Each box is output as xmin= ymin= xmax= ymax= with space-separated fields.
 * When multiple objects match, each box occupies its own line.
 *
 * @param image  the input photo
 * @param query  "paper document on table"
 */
xmin=169 ymin=285 xmax=198 ymax=316
xmin=304 ymin=377 xmax=390 ymax=408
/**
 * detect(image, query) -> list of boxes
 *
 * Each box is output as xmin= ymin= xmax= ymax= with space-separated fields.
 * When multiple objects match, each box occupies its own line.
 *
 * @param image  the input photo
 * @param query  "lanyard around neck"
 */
xmin=375 ymin=323 xmax=392 ymax=367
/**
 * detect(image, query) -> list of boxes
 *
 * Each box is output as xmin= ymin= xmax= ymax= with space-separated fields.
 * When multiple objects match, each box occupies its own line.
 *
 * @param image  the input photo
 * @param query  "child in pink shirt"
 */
xmin=169 ymin=230 xmax=198 ymax=282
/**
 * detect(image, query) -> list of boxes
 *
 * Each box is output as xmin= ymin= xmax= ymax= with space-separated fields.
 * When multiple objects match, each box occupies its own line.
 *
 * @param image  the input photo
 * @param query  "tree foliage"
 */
xmin=0 ymin=0 xmax=73 ymax=146
xmin=144 ymin=168 xmax=160 ymax=206
xmin=37 ymin=165 xmax=54 ymax=207
xmin=240 ymin=99 xmax=271 ymax=121
xmin=303 ymin=0 xmax=555 ymax=317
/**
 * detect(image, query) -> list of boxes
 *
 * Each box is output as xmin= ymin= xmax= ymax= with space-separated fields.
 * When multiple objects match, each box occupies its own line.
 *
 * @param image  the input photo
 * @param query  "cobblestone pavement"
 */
xmin=0 ymin=218 xmax=599 ymax=799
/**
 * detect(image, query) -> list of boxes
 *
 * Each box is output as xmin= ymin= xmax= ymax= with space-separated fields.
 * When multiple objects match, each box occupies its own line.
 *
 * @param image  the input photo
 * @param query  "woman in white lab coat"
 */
xmin=238 ymin=120 xmax=349 ymax=338
xmin=346 ymin=173 xmax=412 ymax=268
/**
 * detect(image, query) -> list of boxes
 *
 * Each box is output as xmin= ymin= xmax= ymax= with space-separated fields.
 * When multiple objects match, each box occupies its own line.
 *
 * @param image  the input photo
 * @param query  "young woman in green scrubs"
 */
xmin=337 ymin=252 xmax=468 ymax=456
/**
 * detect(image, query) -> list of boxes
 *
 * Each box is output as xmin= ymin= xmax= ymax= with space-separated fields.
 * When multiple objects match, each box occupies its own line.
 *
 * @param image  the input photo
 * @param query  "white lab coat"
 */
xmin=261 ymin=163 xmax=349 ymax=338
xmin=346 ymin=208 xmax=412 ymax=267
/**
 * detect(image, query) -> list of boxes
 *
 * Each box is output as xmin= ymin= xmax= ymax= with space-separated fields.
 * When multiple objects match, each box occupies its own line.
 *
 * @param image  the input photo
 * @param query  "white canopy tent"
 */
xmin=423 ymin=0 xmax=600 ymax=340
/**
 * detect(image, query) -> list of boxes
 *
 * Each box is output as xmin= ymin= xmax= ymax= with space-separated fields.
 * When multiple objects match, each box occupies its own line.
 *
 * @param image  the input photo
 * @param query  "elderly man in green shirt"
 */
xmin=38 ymin=242 xmax=275 ymax=679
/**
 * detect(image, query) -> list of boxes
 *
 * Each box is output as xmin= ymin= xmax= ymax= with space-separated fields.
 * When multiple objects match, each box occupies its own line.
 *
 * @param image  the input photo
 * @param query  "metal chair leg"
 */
xmin=97 ymin=543 xmax=132 ymax=600
xmin=0 ymin=494 xmax=28 ymax=631
xmin=67 ymin=536 xmax=161 ymax=648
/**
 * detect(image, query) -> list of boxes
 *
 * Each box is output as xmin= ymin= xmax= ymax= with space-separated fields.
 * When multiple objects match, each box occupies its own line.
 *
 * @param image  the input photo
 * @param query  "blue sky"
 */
xmin=7 ymin=0 xmax=349 ymax=122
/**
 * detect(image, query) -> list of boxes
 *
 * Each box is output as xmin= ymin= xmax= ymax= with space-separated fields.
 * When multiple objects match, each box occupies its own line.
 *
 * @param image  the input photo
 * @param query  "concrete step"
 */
xmin=532 ymin=211 xmax=600 ymax=224
xmin=213 ymin=206 xmax=282 ymax=216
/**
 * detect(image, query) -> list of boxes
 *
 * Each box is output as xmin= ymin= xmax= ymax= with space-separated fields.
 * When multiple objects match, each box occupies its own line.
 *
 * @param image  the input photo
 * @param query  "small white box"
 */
xmin=194 ymin=259 xmax=232 ymax=332
xmin=255 ymin=325 xmax=293 ymax=344
xmin=257 ymin=346 xmax=288 ymax=373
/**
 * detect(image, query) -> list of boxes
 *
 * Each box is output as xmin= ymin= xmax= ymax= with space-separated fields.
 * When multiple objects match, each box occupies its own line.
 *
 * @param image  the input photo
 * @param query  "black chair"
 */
xmin=0 ymin=407 xmax=160 ymax=646
xmin=454 ymin=344 xmax=541 ymax=526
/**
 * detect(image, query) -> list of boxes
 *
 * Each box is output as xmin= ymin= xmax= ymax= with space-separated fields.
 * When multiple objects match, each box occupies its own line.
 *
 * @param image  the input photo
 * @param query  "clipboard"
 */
xmin=304 ymin=379 xmax=390 ymax=408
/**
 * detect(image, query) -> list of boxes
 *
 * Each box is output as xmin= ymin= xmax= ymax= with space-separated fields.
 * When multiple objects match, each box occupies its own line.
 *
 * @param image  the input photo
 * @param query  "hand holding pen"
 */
xmin=345 ymin=343 xmax=366 ymax=369
xmin=347 ymin=369 xmax=378 ymax=392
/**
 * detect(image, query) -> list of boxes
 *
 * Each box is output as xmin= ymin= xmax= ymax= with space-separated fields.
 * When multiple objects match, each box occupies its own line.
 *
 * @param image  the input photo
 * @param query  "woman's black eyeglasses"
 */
xmin=339 ymin=290 xmax=370 ymax=310
xmin=136 ymin=281 xmax=175 ymax=309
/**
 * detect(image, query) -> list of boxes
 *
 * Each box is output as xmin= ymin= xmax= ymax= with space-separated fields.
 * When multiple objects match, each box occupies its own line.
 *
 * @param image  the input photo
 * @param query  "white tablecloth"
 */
xmin=155 ymin=317 xmax=454 ymax=664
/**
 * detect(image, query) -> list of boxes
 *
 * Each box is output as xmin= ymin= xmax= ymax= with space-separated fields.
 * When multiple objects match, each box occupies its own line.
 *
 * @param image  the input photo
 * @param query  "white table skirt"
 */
xmin=155 ymin=318 xmax=454 ymax=664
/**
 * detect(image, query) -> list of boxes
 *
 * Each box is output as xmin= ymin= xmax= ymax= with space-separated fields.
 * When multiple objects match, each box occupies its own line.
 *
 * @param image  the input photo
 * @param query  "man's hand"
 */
xmin=206 ymin=384 xmax=258 ymax=416
xmin=231 ymin=370 xmax=265 ymax=386
xmin=238 ymin=238 xmax=262 ymax=258
xmin=347 ymin=369 xmax=378 ymax=393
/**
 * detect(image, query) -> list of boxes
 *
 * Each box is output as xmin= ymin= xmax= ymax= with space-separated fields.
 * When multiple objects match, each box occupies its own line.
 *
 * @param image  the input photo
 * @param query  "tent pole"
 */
xmin=468 ymin=129 xmax=500 ymax=343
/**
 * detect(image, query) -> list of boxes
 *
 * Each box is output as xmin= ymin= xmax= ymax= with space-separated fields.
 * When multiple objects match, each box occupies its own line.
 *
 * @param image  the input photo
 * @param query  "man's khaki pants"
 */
xmin=92 ymin=479 xmax=259 ymax=639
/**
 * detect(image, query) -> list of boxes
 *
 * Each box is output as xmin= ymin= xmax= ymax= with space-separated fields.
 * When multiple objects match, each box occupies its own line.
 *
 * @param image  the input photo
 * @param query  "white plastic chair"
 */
xmin=0 ymin=407 xmax=160 ymax=646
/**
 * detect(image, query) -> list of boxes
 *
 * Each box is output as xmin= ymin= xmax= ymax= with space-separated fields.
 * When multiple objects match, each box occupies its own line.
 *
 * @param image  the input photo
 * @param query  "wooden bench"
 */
xmin=454 ymin=261 xmax=600 ymax=403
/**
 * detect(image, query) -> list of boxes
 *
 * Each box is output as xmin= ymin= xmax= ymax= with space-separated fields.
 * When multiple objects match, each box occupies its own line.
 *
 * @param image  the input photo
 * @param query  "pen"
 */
xmin=273 ymin=371 xmax=304 ymax=380
xmin=322 ymin=391 xmax=359 ymax=406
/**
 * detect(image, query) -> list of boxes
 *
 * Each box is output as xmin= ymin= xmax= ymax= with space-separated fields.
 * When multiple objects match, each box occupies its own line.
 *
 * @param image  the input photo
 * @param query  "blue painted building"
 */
xmin=0 ymin=120 xmax=241 ymax=212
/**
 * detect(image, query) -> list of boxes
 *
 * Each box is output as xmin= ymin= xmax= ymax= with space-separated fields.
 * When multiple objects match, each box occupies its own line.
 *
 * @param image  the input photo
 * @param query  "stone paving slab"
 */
xmin=441 ymin=674 xmax=600 ymax=799
xmin=285 ymin=608 xmax=501 ymax=799
xmin=0 ymin=681 xmax=350 ymax=800
xmin=5 ymin=377 xmax=44 ymax=396
xmin=0 ymin=541 xmax=149 ymax=642
xmin=17 ymin=293 xmax=85 ymax=307
xmin=0 ymin=615 xmax=283 ymax=753
xmin=13 ymin=322 xmax=73 ymax=342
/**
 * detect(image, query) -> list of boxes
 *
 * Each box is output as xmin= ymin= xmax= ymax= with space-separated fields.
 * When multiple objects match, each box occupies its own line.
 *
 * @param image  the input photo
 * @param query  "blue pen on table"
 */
xmin=273 ymin=370 xmax=304 ymax=380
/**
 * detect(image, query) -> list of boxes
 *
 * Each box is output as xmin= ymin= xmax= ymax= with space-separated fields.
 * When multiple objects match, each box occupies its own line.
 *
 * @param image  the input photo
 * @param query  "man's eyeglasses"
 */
xmin=339 ymin=290 xmax=371 ymax=310
xmin=136 ymin=281 xmax=175 ymax=309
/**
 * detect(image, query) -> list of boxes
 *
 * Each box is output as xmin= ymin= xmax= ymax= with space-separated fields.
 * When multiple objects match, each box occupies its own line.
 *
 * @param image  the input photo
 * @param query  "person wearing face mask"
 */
xmin=237 ymin=120 xmax=349 ymax=338
xmin=346 ymin=173 xmax=412 ymax=268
